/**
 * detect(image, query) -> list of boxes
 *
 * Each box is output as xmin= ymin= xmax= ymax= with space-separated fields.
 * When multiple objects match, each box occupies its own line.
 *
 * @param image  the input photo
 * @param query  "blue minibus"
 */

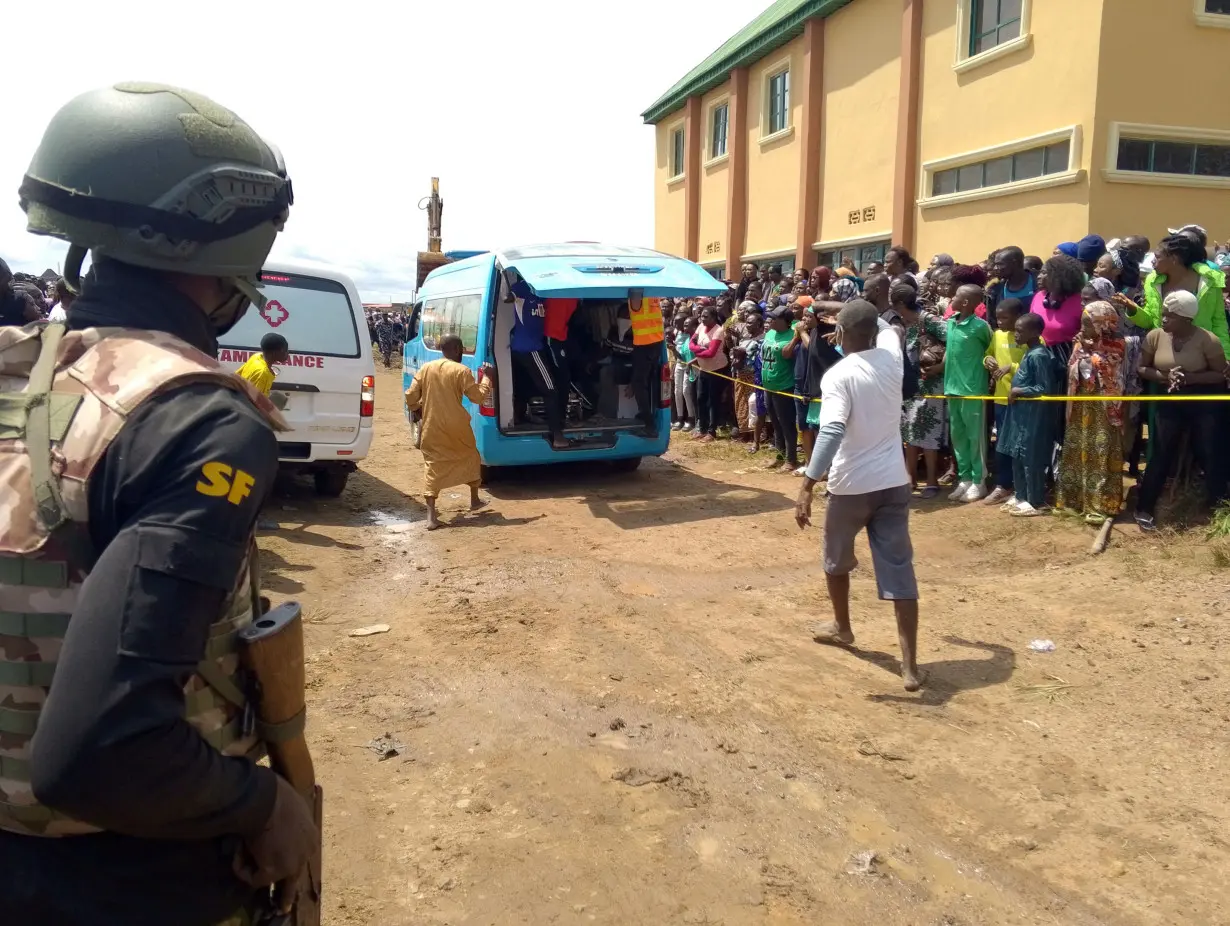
xmin=403 ymin=243 xmax=727 ymax=472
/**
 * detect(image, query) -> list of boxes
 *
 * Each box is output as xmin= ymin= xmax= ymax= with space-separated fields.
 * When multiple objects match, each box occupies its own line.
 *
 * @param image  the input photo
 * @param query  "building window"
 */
xmin=1116 ymin=136 xmax=1230 ymax=178
xmin=767 ymin=69 xmax=790 ymax=135
xmin=1105 ymin=123 xmax=1230 ymax=187
xmin=932 ymin=138 xmax=1069 ymax=197
xmin=1205 ymin=0 xmax=1230 ymax=13
xmin=710 ymin=103 xmax=729 ymax=159
xmin=969 ymin=0 xmax=1022 ymax=56
xmin=670 ymin=127 xmax=685 ymax=179
xmin=816 ymin=241 xmax=889 ymax=272
xmin=954 ymin=0 xmax=1031 ymax=72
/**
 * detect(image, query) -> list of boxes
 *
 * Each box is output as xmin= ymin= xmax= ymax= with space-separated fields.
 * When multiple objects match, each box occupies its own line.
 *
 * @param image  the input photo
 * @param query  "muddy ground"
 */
xmin=259 ymin=368 xmax=1229 ymax=926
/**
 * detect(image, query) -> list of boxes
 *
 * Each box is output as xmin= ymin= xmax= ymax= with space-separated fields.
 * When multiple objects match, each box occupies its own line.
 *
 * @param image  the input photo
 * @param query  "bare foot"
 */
xmin=471 ymin=497 xmax=489 ymax=512
xmin=812 ymin=621 xmax=855 ymax=646
xmin=902 ymin=667 xmax=927 ymax=692
xmin=426 ymin=517 xmax=442 ymax=531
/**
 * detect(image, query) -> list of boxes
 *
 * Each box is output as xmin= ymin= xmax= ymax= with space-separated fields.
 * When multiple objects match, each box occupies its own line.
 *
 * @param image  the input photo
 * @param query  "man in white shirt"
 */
xmin=794 ymin=299 xmax=922 ymax=692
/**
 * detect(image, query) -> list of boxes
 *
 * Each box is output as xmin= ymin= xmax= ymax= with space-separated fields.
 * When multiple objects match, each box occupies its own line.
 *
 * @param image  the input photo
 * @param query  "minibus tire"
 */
xmin=610 ymin=456 xmax=642 ymax=473
xmin=314 ymin=467 xmax=350 ymax=497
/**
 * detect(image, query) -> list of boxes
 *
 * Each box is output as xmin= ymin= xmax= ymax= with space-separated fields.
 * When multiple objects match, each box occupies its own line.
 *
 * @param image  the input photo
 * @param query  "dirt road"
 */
xmin=259 ymin=369 xmax=1229 ymax=925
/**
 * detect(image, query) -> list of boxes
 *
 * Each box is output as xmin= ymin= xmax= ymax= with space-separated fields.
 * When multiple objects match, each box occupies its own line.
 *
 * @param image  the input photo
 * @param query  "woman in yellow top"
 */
xmin=236 ymin=333 xmax=290 ymax=405
xmin=404 ymin=334 xmax=494 ymax=530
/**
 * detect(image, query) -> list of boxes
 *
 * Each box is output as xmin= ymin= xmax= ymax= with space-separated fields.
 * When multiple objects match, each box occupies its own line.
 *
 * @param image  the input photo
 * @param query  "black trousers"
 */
xmin=512 ymin=349 xmax=564 ymax=436
xmin=768 ymin=391 xmax=799 ymax=465
xmin=696 ymin=365 xmax=729 ymax=436
xmin=1137 ymin=398 xmax=1225 ymax=515
xmin=630 ymin=344 xmax=660 ymax=430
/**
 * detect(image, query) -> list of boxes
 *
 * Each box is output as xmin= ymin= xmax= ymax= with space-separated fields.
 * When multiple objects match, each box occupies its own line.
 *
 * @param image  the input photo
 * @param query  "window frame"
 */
xmin=420 ymin=292 xmax=482 ymax=355
xmin=811 ymin=235 xmax=892 ymax=272
xmin=919 ymin=125 xmax=1083 ymax=209
xmin=707 ymin=97 xmax=730 ymax=165
xmin=760 ymin=57 xmax=794 ymax=144
xmin=1195 ymin=0 xmax=1230 ymax=28
xmin=1103 ymin=121 xmax=1230 ymax=189
xmin=667 ymin=121 xmax=686 ymax=183
xmin=953 ymin=0 xmax=1033 ymax=74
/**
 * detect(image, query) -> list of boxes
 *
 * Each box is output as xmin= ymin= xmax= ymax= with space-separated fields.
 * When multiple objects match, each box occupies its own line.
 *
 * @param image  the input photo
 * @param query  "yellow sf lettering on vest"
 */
xmin=196 ymin=461 xmax=256 ymax=505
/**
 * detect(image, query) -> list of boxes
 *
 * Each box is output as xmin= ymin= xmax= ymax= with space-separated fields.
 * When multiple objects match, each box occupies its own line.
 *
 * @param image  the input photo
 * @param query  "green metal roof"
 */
xmin=642 ymin=0 xmax=855 ymax=125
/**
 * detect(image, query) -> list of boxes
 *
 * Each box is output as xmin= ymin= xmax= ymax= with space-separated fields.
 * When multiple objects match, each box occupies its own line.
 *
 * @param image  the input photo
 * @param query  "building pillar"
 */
xmin=892 ymin=0 xmax=924 ymax=252
xmin=724 ymin=68 xmax=749 ymax=281
xmin=795 ymin=18 xmax=825 ymax=271
xmin=684 ymin=96 xmax=703 ymax=264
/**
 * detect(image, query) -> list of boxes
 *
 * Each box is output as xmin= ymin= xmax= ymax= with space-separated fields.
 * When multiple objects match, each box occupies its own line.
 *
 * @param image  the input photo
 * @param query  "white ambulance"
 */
xmin=219 ymin=259 xmax=375 ymax=496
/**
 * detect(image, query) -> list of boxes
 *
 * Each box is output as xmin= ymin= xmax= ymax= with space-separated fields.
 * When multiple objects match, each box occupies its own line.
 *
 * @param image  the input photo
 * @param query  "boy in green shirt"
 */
xmin=944 ymin=285 xmax=992 ymax=503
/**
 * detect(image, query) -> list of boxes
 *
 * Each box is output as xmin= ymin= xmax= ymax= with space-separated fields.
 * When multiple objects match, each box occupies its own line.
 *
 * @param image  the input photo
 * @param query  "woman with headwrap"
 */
xmin=1055 ymin=242 xmax=1080 ymax=260
xmin=1082 ymin=276 xmax=1116 ymax=305
xmin=1055 ymin=302 xmax=1128 ymax=523
xmin=1133 ymin=291 xmax=1229 ymax=530
xmin=830 ymin=277 xmax=859 ymax=304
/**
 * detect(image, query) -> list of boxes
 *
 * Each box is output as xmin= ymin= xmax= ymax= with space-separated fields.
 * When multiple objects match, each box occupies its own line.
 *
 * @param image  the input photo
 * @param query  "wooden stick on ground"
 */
xmin=1090 ymin=514 xmax=1116 ymax=555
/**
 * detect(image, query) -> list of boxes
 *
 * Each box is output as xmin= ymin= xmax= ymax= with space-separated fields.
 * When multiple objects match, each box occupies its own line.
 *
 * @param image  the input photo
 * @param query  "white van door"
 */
xmin=219 ymin=266 xmax=370 ymax=455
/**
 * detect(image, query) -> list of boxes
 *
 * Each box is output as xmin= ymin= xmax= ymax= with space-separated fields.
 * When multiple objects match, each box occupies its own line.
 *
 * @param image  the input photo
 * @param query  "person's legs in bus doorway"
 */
xmin=512 ymin=349 xmax=568 ymax=449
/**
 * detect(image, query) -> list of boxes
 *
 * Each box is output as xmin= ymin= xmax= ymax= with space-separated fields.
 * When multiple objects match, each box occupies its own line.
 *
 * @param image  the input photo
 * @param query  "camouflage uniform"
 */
xmin=0 ymin=323 xmax=286 ymax=837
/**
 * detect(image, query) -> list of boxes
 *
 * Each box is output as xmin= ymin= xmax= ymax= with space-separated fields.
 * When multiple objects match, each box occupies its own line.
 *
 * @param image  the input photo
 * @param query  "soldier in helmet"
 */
xmin=0 ymin=84 xmax=317 ymax=925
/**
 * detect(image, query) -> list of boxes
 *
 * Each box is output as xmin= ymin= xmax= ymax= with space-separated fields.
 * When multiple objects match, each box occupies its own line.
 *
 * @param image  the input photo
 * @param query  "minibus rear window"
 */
xmin=222 ymin=274 xmax=360 ymax=358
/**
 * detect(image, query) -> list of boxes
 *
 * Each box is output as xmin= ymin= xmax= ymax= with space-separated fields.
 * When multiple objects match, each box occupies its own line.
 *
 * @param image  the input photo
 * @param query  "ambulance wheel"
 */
xmin=314 ymin=467 xmax=350 ymax=497
xmin=610 ymin=456 xmax=642 ymax=473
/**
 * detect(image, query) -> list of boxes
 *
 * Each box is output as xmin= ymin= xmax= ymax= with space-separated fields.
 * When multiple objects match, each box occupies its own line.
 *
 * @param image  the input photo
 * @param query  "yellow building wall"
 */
xmin=912 ymin=0 xmax=1105 ymax=263
xmin=743 ymin=35 xmax=804 ymax=260
xmin=653 ymin=115 xmax=688 ymax=258
xmin=1088 ymin=1 xmax=1230 ymax=244
xmin=697 ymin=82 xmax=731 ymax=267
xmin=816 ymin=0 xmax=900 ymax=248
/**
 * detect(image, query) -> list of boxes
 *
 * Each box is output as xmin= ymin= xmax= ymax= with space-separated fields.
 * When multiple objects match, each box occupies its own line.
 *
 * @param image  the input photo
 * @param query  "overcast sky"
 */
xmin=2 ymin=1 xmax=753 ymax=302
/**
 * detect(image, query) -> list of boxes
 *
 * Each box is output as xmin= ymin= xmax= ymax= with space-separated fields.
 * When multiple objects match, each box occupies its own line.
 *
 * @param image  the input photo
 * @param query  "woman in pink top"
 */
xmin=1030 ymin=254 xmax=1086 ymax=367
xmin=690 ymin=305 xmax=730 ymax=441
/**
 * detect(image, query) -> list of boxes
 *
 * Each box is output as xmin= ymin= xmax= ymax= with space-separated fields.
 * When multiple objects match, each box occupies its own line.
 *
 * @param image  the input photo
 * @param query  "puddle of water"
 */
xmin=368 ymin=509 xmax=416 ymax=530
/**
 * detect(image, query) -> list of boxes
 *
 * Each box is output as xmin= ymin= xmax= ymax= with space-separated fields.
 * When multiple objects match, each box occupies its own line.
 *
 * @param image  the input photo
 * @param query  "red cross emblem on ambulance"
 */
xmin=260 ymin=300 xmax=290 ymax=328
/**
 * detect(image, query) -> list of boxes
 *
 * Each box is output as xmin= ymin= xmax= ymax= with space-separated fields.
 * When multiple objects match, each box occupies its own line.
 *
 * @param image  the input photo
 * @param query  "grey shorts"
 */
xmin=823 ymin=483 xmax=918 ymax=600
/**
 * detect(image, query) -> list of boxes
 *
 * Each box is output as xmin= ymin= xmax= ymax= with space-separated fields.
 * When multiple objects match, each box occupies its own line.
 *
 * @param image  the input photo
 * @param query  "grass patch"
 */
xmin=1206 ymin=502 xmax=1230 ymax=540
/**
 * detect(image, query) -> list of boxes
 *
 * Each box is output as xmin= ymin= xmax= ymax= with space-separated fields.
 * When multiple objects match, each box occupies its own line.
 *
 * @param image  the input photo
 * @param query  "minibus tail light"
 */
xmin=360 ymin=376 xmax=375 ymax=417
xmin=660 ymin=363 xmax=671 ymax=408
xmin=477 ymin=366 xmax=496 ymax=417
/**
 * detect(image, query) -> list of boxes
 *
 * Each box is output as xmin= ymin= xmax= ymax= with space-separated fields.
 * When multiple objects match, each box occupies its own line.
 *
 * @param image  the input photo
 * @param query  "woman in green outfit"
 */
xmin=1126 ymin=234 xmax=1228 ymax=359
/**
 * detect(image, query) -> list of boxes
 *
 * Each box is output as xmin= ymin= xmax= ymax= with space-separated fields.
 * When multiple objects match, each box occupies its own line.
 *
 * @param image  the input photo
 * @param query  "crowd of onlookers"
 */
xmin=0 ymin=259 xmax=73 ymax=326
xmin=665 ymin=225 xmax=1230 ymax=531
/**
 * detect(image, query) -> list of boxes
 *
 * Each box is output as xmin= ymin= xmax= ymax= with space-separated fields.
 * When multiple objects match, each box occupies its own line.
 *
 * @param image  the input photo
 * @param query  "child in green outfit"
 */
xmin=944 ymin=284 xmax=993 ymax=503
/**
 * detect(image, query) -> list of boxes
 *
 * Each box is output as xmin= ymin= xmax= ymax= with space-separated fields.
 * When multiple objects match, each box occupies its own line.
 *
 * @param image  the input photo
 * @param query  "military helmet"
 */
xmin=19 ymin=82 xmax=292 ymax=294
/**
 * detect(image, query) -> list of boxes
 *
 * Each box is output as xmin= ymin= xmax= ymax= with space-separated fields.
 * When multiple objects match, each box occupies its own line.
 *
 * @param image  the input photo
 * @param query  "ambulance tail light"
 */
xmin=476 ymin=366 xmax=496 ymax=417
xmin=360 ymin=376 xmax=375 ymax=417
xmin=660 ymin=363 xmax=671 ymax=408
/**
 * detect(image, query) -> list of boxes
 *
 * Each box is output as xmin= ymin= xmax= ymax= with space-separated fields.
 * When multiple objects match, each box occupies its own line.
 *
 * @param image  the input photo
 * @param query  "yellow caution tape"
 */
xmin=681 ymin=364 xmax=1230 ymax=403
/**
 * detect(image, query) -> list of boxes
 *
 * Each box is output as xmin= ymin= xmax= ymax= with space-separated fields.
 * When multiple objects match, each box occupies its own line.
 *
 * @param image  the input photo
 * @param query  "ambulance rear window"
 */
xmin=222 ymin=274 xmax=360 ymax=359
